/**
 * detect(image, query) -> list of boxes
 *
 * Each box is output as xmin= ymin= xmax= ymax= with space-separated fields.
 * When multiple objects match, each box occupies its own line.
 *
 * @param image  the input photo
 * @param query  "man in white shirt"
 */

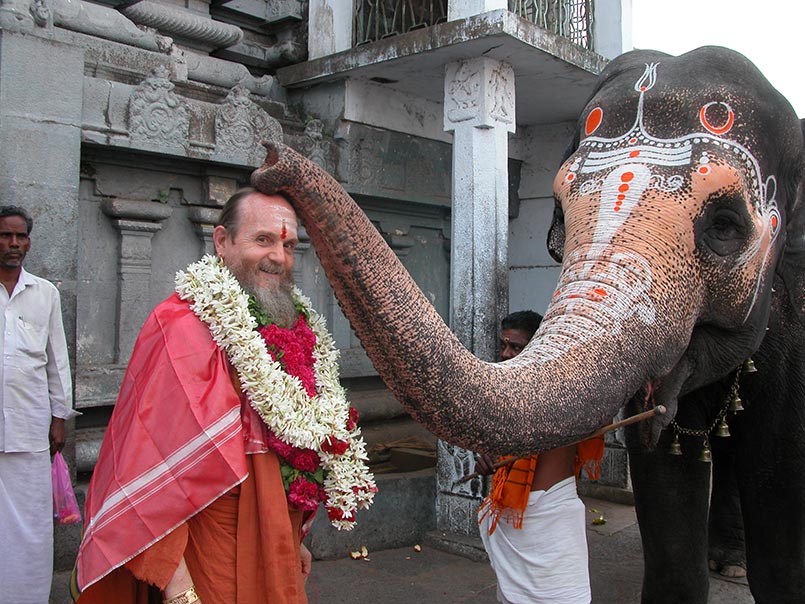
xmin=0 ymin=205 xmax=75 ymax=604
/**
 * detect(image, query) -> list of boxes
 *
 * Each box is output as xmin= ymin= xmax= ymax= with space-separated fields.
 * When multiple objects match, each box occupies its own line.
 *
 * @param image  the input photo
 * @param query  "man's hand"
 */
xmin=50 ymin=417 xmax=65 ymax=455
xmin=474 ymin=454 xmax=497 ymax=476
xmin=300 ymin=543 xmax=312 ymax=581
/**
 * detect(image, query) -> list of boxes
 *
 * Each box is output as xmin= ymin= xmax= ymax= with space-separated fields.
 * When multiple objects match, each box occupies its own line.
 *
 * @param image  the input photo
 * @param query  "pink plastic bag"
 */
xmin=51 ymin=452 xmax=81 ymax=525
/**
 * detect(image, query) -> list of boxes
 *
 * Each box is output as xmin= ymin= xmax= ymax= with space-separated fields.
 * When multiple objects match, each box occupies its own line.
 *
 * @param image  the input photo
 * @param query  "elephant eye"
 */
xmin=698 ymin=197 xmax=751 ymax=256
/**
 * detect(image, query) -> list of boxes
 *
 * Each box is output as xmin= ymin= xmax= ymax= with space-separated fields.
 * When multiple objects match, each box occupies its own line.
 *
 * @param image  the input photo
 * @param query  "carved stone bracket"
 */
xmin=128 ymin=65 xmax=190 ymax=150
xmin=122 ymin=1 xmax=243 ymax=52
xmin=101 ymin=198 xmax=172 ymax=364
xmin=214 ymin=84 xmax=282 ymax=167
xmin=0 ymin=0 xmax=35 ymax=31
xmin=187 ymin=206 xmax=221 ymax=256
xmin=52 ymin=0 xmax=172 ymax=52
xmin=444 ymin=57 xmax=515 ymax=132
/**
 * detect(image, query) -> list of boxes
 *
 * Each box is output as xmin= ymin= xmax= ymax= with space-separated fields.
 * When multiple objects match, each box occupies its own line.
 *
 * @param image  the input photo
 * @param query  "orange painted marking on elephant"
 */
xmin=566 ymin=288 xmax=609 ymax=302
xmin=585 ymin=107 xmax=603 ymax=135
xmin=698 ymin=165 xmax=711 ymax=175
xmin=771 ymin=215 xmax=779 ymax=230
xmin=699 ymin=102 xmax=735 ymax=135
xmin=618 ymin=184 xmax=629 ymax=193
xmin=630 ymin=150 xmax=640 ymax=158
xmin=621 ymin=172 xmax=634 ymax=182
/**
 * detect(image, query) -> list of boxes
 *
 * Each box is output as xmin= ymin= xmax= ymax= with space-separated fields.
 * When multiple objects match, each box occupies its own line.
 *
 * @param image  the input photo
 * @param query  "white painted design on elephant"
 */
xmin=518 ymin=244 xmax=656 ymax=364
xmin=592 ymin=164 xmax=651 ymax=245
xmin=648 ymin=174 xmax=684 ymax=192
xmin=581 ymin=142 xmax=692 ymax=172
xmin=570 ymin=62 xmax=781 ymax=323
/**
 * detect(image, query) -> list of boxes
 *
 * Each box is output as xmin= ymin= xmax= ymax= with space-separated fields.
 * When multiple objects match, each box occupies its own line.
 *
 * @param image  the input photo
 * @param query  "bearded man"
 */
xmin=73 ymin=189 xmax=375 ymax=604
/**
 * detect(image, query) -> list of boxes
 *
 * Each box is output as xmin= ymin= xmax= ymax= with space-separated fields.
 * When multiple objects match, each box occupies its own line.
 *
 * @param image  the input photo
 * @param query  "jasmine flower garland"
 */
xmin=175 ymin=255 xmax=376 ymax=530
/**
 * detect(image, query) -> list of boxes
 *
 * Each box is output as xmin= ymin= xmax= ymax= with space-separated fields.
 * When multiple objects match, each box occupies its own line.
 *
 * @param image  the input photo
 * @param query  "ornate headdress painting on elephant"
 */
xmin=251 ymin=46 xmax=805 ymax=604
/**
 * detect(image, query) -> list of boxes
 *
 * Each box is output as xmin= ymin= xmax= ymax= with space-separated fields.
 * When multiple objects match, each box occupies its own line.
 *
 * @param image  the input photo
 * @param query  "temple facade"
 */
xmin=0 ymin=0 xmax=633 ymax=590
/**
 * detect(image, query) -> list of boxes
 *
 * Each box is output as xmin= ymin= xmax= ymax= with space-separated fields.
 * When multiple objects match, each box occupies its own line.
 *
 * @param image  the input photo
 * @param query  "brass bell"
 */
xmin=699 ymin=443 xmax=713 ymax=463
xmin=714 ymin=418 xmax=731 ymax=438
xmin=728 ymin=391 xmax=745 ymax=412
xmin=743 ymin=358 xmax=757 ymax=373
xmin=669 ymin=434 xmax=683 ymax=456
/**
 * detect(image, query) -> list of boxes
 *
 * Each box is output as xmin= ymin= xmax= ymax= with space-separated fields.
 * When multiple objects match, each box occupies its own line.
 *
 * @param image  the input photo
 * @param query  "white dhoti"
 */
xmin=479 ymin=476 xmax=591 ymax=604
xmin=0 ymin=451 xmax=53 ymax=604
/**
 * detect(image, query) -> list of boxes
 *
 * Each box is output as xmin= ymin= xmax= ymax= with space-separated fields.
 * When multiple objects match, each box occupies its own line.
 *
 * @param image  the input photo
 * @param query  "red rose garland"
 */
xmin=258 ymin=313 xmax=362 ymax=513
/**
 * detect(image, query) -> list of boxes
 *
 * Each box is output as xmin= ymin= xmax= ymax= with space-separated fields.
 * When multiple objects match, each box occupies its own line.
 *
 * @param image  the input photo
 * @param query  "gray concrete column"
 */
xmin=101 ymin=199 xmax=172 ymax=364
xmin=437 ymin=57 xmax=515 ymax=537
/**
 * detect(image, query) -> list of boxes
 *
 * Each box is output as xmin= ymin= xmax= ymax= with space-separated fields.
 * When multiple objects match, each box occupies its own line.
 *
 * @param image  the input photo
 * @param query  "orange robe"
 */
xmin=77 ymin=454 xmax=306 ymax=604
xmin=73 ymin=294 xmax=307 ymax=603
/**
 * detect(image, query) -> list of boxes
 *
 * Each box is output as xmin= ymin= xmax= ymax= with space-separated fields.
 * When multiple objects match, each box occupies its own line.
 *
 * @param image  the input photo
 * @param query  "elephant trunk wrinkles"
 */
xmin=252 ymin=144 xmax=667 ymax=456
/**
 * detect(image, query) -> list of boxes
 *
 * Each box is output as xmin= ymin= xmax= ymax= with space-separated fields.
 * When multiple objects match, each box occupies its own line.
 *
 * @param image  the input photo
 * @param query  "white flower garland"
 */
xmin=175 ymin=255 xmax=375 ymax=529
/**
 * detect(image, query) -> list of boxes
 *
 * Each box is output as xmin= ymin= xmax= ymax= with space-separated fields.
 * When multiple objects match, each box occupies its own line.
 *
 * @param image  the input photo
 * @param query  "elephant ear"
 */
xmin=779 ymin=119 xmax=805 ymax=320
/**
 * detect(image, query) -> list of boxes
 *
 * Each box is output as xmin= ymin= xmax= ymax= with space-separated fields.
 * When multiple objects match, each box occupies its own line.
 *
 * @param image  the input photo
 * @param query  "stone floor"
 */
xmin=51 ymin=496 xmax=754 ymax=604
xmin=305 ymin=496 xmax=753 ymax=604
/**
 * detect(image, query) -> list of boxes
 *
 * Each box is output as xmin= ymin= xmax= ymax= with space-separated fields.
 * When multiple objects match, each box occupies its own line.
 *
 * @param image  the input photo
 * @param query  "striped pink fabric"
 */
xmin=76 ymin=295 xmax=248 ymax=591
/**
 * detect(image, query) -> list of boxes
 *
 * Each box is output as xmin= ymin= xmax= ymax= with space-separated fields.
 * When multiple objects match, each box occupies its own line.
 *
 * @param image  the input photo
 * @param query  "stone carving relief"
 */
xmin=128 ymin=65 xmax=189 ymax=148
xmin=122 ymin=0 xmax=243 ymax=51
xmin=215 ymin=85 xmax=282 ymax=166
xmin=489 ymin=65 xmax=514 ymax=125
xmin=295 ymin=119 xmax=335 ymax=173
xmin=446 ymin=62 xmax=482 ymax=123
xmin=437 ymin=440 xmax=484 ymax=498
xmin=445 ymin=58 xmax=515 ymax=131
xmin=30 ymin=0 xmax=49 ymax=26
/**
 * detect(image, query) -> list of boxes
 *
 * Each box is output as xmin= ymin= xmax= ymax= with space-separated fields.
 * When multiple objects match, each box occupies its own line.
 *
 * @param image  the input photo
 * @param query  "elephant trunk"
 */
xmin=252 ymin=144 xmax=684 ymax=456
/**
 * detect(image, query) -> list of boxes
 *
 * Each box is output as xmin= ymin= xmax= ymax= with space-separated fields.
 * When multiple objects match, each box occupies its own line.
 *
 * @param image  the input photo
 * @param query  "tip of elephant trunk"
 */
xmin=259 ymin=141 xmax=280 ymax=167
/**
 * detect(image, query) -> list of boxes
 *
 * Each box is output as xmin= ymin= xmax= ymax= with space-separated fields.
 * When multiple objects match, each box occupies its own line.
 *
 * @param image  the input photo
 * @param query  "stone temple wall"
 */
xmin=0 ymin=0 xmax=459 ymax=583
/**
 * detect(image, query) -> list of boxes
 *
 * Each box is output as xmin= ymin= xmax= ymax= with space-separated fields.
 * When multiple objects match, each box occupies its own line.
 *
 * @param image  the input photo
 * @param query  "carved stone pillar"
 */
xmin=437 ymin=56 xmax=515 ymax=538
xmin=187 ymin=206 xmax=221 ymax=256
xmin=102 ymin=199 xmax=172 ymax=364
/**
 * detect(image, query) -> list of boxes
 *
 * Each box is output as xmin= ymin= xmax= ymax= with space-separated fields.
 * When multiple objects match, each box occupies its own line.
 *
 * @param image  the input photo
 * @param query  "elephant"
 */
xmin=251 ymin=46 xmax=805 ymax=604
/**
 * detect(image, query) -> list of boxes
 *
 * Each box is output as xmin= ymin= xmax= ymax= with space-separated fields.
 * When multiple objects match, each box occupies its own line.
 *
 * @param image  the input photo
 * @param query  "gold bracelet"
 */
xmin=163 ymin=586 xmax=199 ymax=604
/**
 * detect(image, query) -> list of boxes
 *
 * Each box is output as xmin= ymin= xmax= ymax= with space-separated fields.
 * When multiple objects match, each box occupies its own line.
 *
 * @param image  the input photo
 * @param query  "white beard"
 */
xmin=251 ymin=282 xmax=297 ymax=328
xmin=227 ymin=257 xmax=298 ymax=327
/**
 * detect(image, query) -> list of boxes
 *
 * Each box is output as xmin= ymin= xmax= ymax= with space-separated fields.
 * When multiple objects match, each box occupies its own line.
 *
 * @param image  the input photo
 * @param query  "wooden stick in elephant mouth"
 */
xmin=456 ymin=405 xmax=667 ymax=485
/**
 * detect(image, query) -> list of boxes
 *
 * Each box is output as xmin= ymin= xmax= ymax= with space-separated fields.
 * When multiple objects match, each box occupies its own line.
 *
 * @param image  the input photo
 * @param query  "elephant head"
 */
xmin=251 ymin=46 xmax=804 ymax=456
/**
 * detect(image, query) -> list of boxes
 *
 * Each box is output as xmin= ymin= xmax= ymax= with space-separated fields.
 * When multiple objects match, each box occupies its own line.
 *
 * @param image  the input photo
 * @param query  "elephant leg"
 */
xmin=707 ymin=434 xmax=746 ymax=578
xmin=733 ymin=403 xmax=805 ymax=603
xmin=627 ymin=426 xmax=711 ymax=604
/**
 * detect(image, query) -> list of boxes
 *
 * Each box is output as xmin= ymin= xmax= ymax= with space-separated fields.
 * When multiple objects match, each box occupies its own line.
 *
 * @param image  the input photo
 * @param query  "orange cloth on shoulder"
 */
xmin=76 ymin=453 xmax=307 ymax=604
xmin=478 ymin=435 xmax=605 ymax=535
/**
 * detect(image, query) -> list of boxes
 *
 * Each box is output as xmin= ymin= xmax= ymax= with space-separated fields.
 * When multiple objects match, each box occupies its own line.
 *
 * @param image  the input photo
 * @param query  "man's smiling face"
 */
xmin=213 ymin=192 xmax=299 ymax=293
